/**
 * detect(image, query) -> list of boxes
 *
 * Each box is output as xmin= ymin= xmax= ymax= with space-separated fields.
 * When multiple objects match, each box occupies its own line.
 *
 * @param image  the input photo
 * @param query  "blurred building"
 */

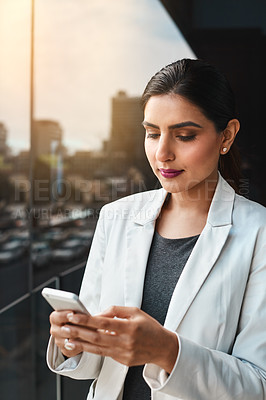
xmin=0 ymin=122 xmax=9 ymax=157
xmin=109 ymin=90 xmax=143 ymax=158
xmin=107 ymin=91 xmax=154 ymax=184
xmin=32 ymin=120 xmax=64 ymax=205
xmin=32 ymin=120 xmax=63 ymax=158
xmin=0 ymin=123 xmax=12 ymax=205
xmin=14 ymin=150 xmax=30 ymax=174
xmin=69 ymin=150 xmax=109 ymax=179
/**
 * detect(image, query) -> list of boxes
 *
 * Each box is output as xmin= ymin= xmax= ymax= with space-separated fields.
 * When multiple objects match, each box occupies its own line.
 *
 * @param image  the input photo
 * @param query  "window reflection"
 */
xmin=1 ymin=0 xmax=195 ymax=398
xmin=0 ymin=0 xmax=31 ymax=307
xmin=0 ymin=125 xmax=30 ymax=307
xmin=31 ymin=119 xmax=97 ymax=286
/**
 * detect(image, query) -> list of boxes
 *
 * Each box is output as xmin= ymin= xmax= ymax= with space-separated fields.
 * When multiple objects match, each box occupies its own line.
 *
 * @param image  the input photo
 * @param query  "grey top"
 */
xmin=122 ymin=231 xmax=199 ymax=399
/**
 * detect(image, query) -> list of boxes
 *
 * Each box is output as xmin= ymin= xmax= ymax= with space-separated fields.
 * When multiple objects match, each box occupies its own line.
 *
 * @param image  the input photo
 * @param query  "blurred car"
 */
xmin=0 ymin=247 xmax=26 ymax=265
xmin=31 ymin=242 xmax=52 ymax=268
xmin=0 ymin=231 xmax=11 ymax=245
xmin=1 ymin=240 xmax=24 ymax=251
xmin=51 ymin=238 xmax=89 ymax=263
xmin=66 ymin=229 xmax=94 ymax=248
xmin=42 ymin=228 xmax=69 ymax=245
xmin=51 ymin=248 xmax=77 ymax=262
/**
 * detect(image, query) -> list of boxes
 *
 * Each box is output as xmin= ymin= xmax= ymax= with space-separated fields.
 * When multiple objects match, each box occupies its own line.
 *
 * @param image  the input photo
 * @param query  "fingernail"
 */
xmin=61 ymin=326 xmax=71 ymax=334
xmin=70 ymin=315 xmax=80 ymax=323
xmin=64 ymin=341 xmax=75 ymax=351
xmin=67 ymin=313 xmax=74 ymax=321
xmin=70 ymin=315 xmax=79 ymax=323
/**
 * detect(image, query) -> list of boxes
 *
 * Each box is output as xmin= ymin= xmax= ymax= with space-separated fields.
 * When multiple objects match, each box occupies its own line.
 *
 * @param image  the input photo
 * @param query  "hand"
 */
xmin=49 ymin=310 xmax=96 ymax=358
xmin=58 ymin=306 xmax=179 ymax=374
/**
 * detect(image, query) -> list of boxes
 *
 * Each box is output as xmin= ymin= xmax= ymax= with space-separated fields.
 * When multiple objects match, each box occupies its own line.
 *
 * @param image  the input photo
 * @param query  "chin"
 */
xmin=158 ymin=180 xmax=184 ymax=194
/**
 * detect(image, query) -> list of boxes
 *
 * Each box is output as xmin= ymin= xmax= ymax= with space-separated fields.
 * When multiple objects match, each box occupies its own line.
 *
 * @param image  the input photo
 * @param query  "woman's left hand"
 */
xmin=63 ymin=306 xmax=179 ymax=374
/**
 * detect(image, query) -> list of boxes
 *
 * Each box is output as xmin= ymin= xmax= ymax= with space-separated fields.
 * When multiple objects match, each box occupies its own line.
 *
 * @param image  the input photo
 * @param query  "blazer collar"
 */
xmin=206 ymin=172 xmax=235 ymax=227
xmin=133 ymin=172 xmax=235 ymax=227
xmin=132 ymin=188 xmax=168 ymax=225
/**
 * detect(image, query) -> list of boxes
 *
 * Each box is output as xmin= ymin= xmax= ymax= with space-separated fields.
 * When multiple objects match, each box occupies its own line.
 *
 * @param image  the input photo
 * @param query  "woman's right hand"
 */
xmin=49 ymin=310 xmax=85 ymax=358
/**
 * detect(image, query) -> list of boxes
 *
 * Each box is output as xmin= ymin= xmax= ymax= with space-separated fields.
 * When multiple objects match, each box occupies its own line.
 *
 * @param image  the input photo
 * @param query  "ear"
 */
xmin=220 ymin=119 xmax=240 ymax=155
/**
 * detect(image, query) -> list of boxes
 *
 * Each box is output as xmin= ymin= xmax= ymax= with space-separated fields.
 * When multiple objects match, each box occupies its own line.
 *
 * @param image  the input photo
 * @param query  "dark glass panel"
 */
xmin=59 ymin=264 xmax=85 ymax=294
xmin=61 ymin=377 xmax=91 ymax=400
xmin=33 ymin=281 xmax=57 ymax=400
xmin=0 ymin=0 xmax=31 ymax=309
xmin=0 ymin=297 xmax=34 ymax=400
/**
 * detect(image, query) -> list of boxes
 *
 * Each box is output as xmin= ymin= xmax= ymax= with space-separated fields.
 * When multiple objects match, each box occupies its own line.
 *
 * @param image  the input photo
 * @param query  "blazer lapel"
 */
xmin=164 ymin=175 xmax=235 ymax=332
xmin=124 ymin=189 xmax=167 ymax=308
xmin=164 ymin=223 xmax=232 ymax=332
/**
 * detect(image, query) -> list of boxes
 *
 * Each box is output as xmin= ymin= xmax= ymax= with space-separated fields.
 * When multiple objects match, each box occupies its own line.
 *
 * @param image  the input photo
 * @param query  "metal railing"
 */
xmin=0 ymin=261 xmax=90 ymax=400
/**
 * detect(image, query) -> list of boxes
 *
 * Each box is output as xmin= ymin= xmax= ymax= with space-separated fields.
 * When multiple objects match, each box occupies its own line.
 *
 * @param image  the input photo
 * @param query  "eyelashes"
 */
xmin=177 ymin=135 xmax=196 ymax=142
xmin=145 ymin=133 xmax=159 ymax=139
xmin=145 ymin=133 xmax=196 ymax=142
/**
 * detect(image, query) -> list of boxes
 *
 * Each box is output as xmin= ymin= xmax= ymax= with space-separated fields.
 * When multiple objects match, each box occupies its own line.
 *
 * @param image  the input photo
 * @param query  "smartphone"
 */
xmin=42 ymin=287 xmax=90 ymax=314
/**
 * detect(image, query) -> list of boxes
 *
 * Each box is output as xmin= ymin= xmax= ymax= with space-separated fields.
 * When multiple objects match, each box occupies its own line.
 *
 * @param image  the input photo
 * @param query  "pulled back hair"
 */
xmin=141 ymin=58 xmax=241 ymax=192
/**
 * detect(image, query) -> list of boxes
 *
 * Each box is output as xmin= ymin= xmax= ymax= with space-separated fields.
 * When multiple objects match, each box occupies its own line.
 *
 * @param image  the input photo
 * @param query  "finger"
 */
xmin=68 ymin=312 xmax=130 ymax=333
xmin=70 ymin=339 xmax=125 ymax=360
xmin=55 ymin=337 xmax=83 ymax=358
xmin=50 ymin=322 xmax=72 ymax=339
xmin=63 ymin=323 xmax=125 ymax=348
xmin=98 ymin=306 xmax=140 ymax=319
xmin=68 ymin=335 xmax=137 ymax=366
xmin=69 ymin=339 xmax=107 ymax=357
xmin=50 ymin=310 xmax=74 ymax=325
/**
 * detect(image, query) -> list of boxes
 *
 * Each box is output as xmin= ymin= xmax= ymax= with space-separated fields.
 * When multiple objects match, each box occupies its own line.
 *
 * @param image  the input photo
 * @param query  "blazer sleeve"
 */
xmin=46 ymin=207 xmax=107 ymax=379
xmin=143 ymin=225 xmax=266 ymax=399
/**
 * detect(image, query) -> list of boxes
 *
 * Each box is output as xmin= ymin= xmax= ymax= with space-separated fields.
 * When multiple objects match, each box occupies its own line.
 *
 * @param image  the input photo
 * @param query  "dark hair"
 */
xmin=141 ymin=58 xmax=241 ymax=192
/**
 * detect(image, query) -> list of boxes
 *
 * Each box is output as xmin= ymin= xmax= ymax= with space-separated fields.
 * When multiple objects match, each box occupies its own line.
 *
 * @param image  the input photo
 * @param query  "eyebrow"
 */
xmin=142 ymin=121 xmax=203 ymax=129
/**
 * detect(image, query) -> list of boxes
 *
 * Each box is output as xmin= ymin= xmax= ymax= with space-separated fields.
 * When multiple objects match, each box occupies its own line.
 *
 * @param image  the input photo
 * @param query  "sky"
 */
xmin=0 ymin=0 xmax=195 ymax=155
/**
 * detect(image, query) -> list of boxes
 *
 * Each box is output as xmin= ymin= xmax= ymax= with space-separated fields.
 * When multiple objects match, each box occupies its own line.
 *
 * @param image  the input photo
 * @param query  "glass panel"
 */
xmin=33 ymin=280 xmax=57 ymax=400
xmin=0 ymin=296 xmax=34 ymax=400
xmin=32 ymin=0 xmax=195 ymax=289
xmin=0 ymin=0 xmax=31 ymax=309
xmin=61 ymin=377 xmax=91 ymax=400
xmin=25 ymin=1 xmax=195 ymax=398
xmin=60 ymin=264 xmax=85 ymax=294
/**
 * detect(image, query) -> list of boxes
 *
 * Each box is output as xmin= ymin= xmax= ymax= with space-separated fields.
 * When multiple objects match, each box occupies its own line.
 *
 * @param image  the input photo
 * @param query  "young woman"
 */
xmin=47 ymin=59 xmax=266 ymax=400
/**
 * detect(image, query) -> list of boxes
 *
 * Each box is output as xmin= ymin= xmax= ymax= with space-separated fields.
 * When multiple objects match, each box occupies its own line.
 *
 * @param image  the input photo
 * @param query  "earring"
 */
xmin=222 ymin=147 xmax=227 ymax=152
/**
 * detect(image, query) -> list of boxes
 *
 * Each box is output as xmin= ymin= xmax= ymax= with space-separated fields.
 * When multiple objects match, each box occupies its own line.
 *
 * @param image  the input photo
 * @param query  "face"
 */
xmin=143 ymin=94 xmax=223 ymax=197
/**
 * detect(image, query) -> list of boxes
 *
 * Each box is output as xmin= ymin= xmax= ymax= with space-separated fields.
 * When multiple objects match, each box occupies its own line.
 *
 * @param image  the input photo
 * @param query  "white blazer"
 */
xmin=47 ymin=174 xmax=266 ymax=400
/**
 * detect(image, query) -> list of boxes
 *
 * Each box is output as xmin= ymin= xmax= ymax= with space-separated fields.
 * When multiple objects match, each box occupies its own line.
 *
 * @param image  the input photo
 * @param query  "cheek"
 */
xmin=184 ymin=139 xmax=220 ymax=169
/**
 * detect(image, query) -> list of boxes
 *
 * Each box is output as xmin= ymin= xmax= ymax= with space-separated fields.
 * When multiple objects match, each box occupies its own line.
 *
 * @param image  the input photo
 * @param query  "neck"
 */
xmin=168 ymin=174 xmax=218 ymax=214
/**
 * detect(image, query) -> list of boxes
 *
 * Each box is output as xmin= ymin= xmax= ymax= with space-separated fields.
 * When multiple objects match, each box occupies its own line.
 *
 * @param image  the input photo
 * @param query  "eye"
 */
xmin=177 ymin=135 xmax=196 ymax=142
xmin=145 ymin=128 xmax=160 ymax=139
xmin=146 ymin=133 xmax=160 ymax=139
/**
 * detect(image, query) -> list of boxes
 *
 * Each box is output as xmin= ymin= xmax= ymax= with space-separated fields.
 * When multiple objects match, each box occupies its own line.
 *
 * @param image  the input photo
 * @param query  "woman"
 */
xmin=47 ymin=59 xmax=266 ymax=399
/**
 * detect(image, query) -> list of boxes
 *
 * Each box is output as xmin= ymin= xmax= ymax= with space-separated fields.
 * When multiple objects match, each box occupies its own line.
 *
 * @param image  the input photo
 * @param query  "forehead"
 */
xmin=144 ymin=94 xmax=205 ymax=124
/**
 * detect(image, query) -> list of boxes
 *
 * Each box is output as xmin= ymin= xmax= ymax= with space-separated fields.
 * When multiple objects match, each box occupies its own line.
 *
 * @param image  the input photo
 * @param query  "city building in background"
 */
xmin=0 ymin=122 xmax=10 ymax=157
xmin=106 ymin=90 xmax=156 ymax=189
xmin=108 ymin=91 xmax=144 ymax=171
xmin=32 ymin=120 xmax=64 ymax=206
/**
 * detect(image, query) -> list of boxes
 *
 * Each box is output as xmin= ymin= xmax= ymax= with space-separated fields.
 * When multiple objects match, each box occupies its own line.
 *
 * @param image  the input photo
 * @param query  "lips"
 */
xmin=159 ymin=169 xmax=184 ymax=178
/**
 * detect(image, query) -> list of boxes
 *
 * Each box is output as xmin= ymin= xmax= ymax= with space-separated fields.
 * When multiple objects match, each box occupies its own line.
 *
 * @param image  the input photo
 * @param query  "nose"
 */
xmin=156 ymin=134 xmax=175 ymax=162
